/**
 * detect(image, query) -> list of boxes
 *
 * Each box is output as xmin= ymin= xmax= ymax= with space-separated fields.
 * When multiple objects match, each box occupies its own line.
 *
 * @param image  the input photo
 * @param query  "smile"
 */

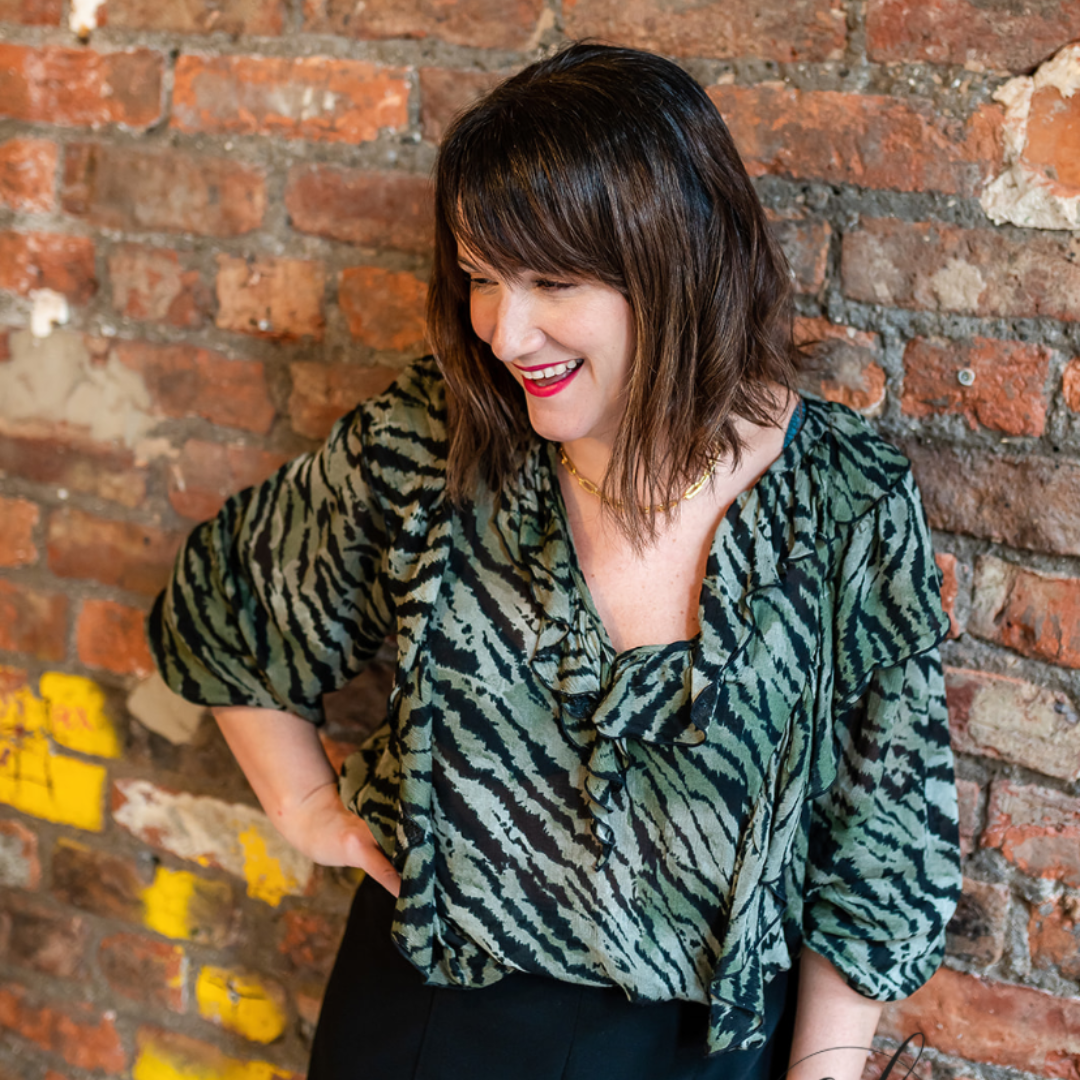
xmin=519 ymin=359 xmax=583 ymax=381
xmin=518 ymin=359 xmax=583 ymax=397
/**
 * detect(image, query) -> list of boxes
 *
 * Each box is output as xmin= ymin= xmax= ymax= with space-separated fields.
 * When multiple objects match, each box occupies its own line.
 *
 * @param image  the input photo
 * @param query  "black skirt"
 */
xmin=308 ymin=875 xmax=798 ymax=1080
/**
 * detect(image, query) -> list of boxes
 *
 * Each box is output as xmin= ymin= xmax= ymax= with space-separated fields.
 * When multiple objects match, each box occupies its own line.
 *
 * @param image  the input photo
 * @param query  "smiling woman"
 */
xmin=148 ymin=42 xmax=961 ymax=1080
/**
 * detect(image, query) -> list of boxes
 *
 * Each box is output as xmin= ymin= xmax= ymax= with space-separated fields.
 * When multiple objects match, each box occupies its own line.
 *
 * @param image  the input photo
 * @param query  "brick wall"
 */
xmin=0 ymin=2 xmax=1079 ymax=1077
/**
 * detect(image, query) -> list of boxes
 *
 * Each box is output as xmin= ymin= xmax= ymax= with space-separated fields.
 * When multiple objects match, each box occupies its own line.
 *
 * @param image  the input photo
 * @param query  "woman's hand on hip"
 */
xmin=280 ymin=778 xmax=402 ymax=897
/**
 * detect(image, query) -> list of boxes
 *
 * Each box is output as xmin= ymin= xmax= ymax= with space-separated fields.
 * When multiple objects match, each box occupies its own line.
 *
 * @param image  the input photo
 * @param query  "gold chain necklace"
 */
xmin=557 ymin=445 xmax=721 ymax=513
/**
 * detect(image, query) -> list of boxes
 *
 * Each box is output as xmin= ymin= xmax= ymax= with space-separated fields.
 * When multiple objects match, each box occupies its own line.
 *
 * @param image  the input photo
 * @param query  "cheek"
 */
xmin=469 ymin=295 xmax=493 ymax=343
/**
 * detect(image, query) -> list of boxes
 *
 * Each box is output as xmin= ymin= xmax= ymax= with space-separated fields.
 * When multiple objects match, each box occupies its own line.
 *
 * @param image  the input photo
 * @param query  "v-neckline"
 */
xmin=543 ymin=398 xmax=809 ymax=665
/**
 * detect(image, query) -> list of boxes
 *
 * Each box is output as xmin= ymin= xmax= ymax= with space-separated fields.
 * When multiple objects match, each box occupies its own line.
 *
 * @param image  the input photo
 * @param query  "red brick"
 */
xmin=905 ymin=443 xmax=1080 ymax=557
xmin=51 ymin=837 xmax=146 ymax=922
xmin=419 ymin=67 xmax=506 ymax=143
xmin=288 ymin=361 xmax=399 ymax=440
xmin=1030 ymin=895 xmax=1080 ymax=981
xmin=0 ymin=428 xmax=147 ymax=508
xmin=0 ymin=45 xmax=162 ymax=129
xmin=842 ymin=219 xmax=1080 ymax=322
xmin=278 ymin=910 xmax=346 ymax=977
xmin=565 ymin=0 xmax=844 ymax=61
xmin=304 ymin=0 xmax=544 ymax=51
xmin=970 ymin=557 xmax=1080 ymax=671
xmin=956 ymin=777 xmax=980 ymax=859
xmin=0 ymin=579 xmax=67 ymax=661
xmin=901 ymin=337 xmax=1052 ymax=437
xmin=946 ymin=666 xmax=1080 ymax=780
xmin=709 ymin=84 xmax=1001 ymax=197
xmin=935 ymin=553 xmax=965 ymax=640
xmin=878 ymin=966 xmax=1080 ymax=1074
xmin=111 ymin=341 xmax=274 ymax=434
xmin=339 ymin=266 xmax=427 ymax=353
xmin=0 ymin=894 xmax=87 ymax=979
xmin=172 ymin=55 xmax=409 ymax=145
xmin=794 ymin=317 xmax=885 ymax=417
xmin=62 ymin=144 xmax=265 ymax=237
xmin=102 ymin=0 xmax=284 ymax=34
xmin=983 ymin=779 xmax=1080 ymax=886
xmin=0 ymin=495 xmax=39 ymax=568
xmin=0 ymin=230 xmax=96 ymax=303
xmin=216 ymin=255 xmax=325 ymax=342
xmin=52 ymin=838 xmax=235 ymax=946
xmin=1065 ymin=359 xmax=1080 ymax=413
xmin=0 ymin=984 xmax=125 ymax=1071
xmin=945 ymin=877 xmax=1008 ymax=965
xmin=0 ymin=818 xmax=40 ymax=888
xmin=108 ymin=245 xmax=212 ymax=328
xmin=767 ymin=214 xmax=830 ymax=295
xmin=285 ymin=166 xmax=434 ymax=255
xmin=168 ymin=439 xmax=290 ymax=522
xmin=0 ymin=138 xmax=57 ymax=212
xmin=867 ymin=0 xmax=1080 ymax=73
xmin=1023 ymin=83 xmax=1080 ymax=200
xmin=76 ymin=599 xmax=154 ymax=677
xmin=99 ymin=932 xmax=185 ymax=1012
xmin=46 ymin=508 xmax=184 ymax=597
xmin=0 ymin=0 xmax=61 ymax=24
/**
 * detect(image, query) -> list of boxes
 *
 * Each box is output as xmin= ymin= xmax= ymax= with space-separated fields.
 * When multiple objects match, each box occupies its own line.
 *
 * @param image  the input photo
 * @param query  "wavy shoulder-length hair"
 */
xmin=428 ymin=42 xmax=802 ymax=545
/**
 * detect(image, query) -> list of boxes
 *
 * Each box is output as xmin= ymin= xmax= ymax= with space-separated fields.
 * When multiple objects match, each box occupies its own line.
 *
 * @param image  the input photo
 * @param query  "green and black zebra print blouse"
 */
xmin=149 ymin=358 xmax=961 ymax=1056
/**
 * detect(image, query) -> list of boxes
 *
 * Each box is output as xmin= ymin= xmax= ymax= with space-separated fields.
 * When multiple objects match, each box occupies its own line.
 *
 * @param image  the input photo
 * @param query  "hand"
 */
xmin=275 ymin=779 xmax=402 ymax=897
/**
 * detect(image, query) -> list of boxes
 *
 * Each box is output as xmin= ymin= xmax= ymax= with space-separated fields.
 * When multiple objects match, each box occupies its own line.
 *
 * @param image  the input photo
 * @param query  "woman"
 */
xmin=149 ymin=43 xmax=960 ymax=1080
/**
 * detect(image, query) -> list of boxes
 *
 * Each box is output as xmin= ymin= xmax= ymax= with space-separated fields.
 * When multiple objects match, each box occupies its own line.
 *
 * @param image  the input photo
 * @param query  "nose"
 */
xmin=473 ymin=284 xmax=545 ymax=363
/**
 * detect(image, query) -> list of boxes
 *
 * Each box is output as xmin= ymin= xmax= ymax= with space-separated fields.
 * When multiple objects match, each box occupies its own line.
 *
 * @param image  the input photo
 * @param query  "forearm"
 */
xmin=786 ymin=947 xmax=884 ymax=1080
xmin=212 ymin=705 xmax=336 ymax=830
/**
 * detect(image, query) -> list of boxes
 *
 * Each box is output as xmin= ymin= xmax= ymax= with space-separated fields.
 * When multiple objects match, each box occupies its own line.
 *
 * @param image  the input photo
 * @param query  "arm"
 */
xmin=213 ymin=705 xmax=401 ymax=896
xmin=786 ymin=947 xmax=884 ymax=1080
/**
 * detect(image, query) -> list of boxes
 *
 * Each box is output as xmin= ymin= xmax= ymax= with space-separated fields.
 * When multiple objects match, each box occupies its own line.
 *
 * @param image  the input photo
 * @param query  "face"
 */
xmin=460 ymin=247 xmax=637 ymax=451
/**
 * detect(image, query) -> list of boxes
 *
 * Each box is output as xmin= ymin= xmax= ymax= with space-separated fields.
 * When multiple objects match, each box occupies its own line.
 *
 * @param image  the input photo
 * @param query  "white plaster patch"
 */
xmin=69 ymin=0 xmax=104 ymax=38
xmin=980 ymin=42 xmax=1080 ymax=229
xmin=127 ymin=673 xmax=205 ymax=746
xmin=927 ymin=257 xmax=986 ymax=312
xmin=29 ymin=289 xmax=69 ymax=338
xmin=0 ymin=329 xmax=155 ymax=447
xmin=112 ymin=778 xmax=314 ymax=899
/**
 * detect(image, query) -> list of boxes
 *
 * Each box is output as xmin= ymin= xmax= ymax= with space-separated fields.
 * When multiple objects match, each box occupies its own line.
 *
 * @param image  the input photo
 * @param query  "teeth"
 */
xmin=521 ymin=359 xmax=582 ymax=381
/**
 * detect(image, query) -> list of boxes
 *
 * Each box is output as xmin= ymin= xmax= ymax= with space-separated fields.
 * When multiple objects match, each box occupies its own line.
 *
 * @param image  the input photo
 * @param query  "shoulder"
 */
xmin=354 ymin=355 xmax=448 ymax=453
xmin=326 ymin=357 xmax=449 ymax=492
xmin=794 ymin=396 xmax=918 ymax=534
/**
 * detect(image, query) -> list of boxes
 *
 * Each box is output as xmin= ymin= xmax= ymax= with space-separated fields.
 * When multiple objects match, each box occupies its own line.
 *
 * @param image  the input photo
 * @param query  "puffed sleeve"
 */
xmin=147 ymin=405 xmax=394 ymax=724
xmin=802 ymin=649 xmax=961 ymax=998
xmin=801 ymin=467 xmax=961 ymax=998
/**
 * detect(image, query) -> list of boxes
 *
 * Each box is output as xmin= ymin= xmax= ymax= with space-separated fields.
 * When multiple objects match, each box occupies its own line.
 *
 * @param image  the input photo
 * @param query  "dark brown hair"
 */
xmin=428 ymin=42 xmax=802 ymax=545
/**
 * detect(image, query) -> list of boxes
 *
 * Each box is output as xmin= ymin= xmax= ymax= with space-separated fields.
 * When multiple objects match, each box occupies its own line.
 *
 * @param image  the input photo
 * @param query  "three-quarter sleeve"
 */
xmin=148 ymin=406 xmax=395 ymax=723
xmin=802 ymin=648 xmax=961 ymax=999
xmin=800 ymin=463 xmax=960 ymax=999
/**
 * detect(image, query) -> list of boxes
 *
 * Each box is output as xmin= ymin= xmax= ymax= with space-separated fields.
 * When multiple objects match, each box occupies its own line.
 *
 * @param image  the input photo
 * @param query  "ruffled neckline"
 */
xmin=499 ymin=401 xmax=818 ymax=865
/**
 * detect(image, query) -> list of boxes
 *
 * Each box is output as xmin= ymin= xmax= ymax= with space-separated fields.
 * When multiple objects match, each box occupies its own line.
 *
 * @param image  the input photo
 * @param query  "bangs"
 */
xmin=438 ymin=105 xmax=626 ymax=289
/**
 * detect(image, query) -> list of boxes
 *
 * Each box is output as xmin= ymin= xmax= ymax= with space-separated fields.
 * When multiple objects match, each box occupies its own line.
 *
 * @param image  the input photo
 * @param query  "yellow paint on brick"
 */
xmin=132 ymin=1035 xmax=293 ymax=1080
xmin=141 ymin=865 xmax=231 ymax=941
xmin=238 ymin=826 xmax=298 ymax=907
xmin=195 ymin=966 xmax=287 ymax=1044
xmin=0 ymin=679 xmax=105 ymax=830
xmin=41 ymin=671 xmax=122 ymax=758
